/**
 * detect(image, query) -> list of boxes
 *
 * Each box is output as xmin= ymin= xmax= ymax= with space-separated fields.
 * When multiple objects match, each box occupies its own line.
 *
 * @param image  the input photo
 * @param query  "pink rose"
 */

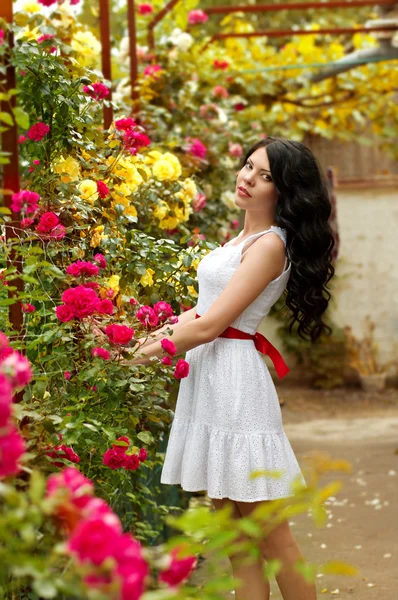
xmin=102 ymin=448 xmax=126 ymax=469
xmin=18 ymin=135 xmax=27 ymax=144
xmin=0 ymin=398 xmax=11 ymax=428
xmin=36 ymin=211 xmax=59 ymax=233
xmin=21 ymin=303 xmax=35 ymax=313
xmin=137 ymin=3 xmax=153 ymax=15
xmin=92 ymin=347 xmax=110 ymax=360
xmin=0 ymin=426 xmax=26 ymax=478
xmin=56 ymin=304 xmax=74 ymax=322
xmin=61 ymin=286 xmax=100 ymax=319
xmin=20 ymin=218 xmax=34 ymax=229
xmin=123 ymin=129 xmax=150 ymax=154
xmin=192 ymin=193 xmax=206 ymax=212
xmin=96 ymin=299 xmax=114 ymax=315
xmin=138 ymin=448 xmax=147 ymax=462
xmin=160 ymin=338 xmax=176 ymax=357
xmin=68 ymin=516 xmax=122 ymax=565
xmin=188 ymin=9 xmax=208 ymax=25
xmin=114 ymin=533 xmax=149 ymax=598
xmin=66 ymin=261 xmax=99 ymax=277
xmin=212 ymin=85 xmax=229 ymax=98
xmin=38 ymin=0 xmax=57 ymax=5
xmin=93 ymin=253 xmax=106 ymax=269
xmin=96 ymin=181 xmax=109 ymax=199
xmin=129 ymin=297 xmax=139 ymax=306
xmin=64 ymin=371 xmax=71 ymax=380
xmin=48 ymin=223 xmax=66 ymax=240
xmin=82 ymin=281 xmax=99 ymax=290
xmin=153 ymin=301 xmax=173 ymax=321
xmin=11 ymin=190 xmax=40 ymax=214
xmin=173 ymin=359 xmax=189 ymax=380
xmin=124 ymin=454 xmax=140 ymax=471
xmin=168 ymin=316 xmax=179 ymax=324
xmin=83 ymin=82 xmax=110 ymax=101
xmin=187 ymin=138 xmax=207 ymax=159
xmin=104 ymin=324 xmax=134 ymax=345
xmin=37 ymin=33 xmax=55 ymax=44
xmin=27 ymin=122 xmax=50 ymax=142
xmin=115 ymin=117 xmax=137 ymax=131
xmin=136 ymin=306 xmax=159 ymax=328
xmin=159 ymin=544 xmax=197 ymax=587
xmin=231 ymin=219 xmax=239 ymax=229
xmin=1 ymin=351 xmax=33 ymax=388
xmin=143 ymin=64 xmax=162 ymax=78
xmin=229 ymin=142 xmax=243 ymax=158
xmin=46 ymin=466 xmax=94 ymax=501
xmin=161 ymin=356 xmax=172 ymax=366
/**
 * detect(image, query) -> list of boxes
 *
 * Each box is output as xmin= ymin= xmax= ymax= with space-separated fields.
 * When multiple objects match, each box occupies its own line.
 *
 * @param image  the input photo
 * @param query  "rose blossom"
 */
xmin=229 ymin=142 xmax=243 ymax=158
xmin=143 ymin=64 xmax=162 ymax=78
xmin=187 ymin=138 xmax=207 ymax=159
xmin=129 ymin=297 xmax=139 ymax=306
xmin=68 ymin=516 xmax=122 ymax=565
xmin=0 ymin=399 xmax=11 ymax=428
xmin=124 ymin=454 xmax=140 ymax=471
xmin=92 ymin=347 xmax=110 ymax=360
xmin=0 ymin=30 xmax=5 ymax=46
xmin=213 ymin=60 xmax=229 ymax=70
xmin=1 ymin=351 xmax=33 ymax=388
xmin=114 ymin=533 xmax=149 ymax=599
xmin=123 ymin=130 xmax=150 ymax=154
xmin=212 ymin=85 xmax=229 ymax=98
xmin=159 ymin=543 xmax=197 ymax=586
xmin=93 ymin=253 xmax=107 ymax=269
xmin=138 ymin=448 xmax=147 ymax=462
xmin=64 ymin=371 xmax=71 ymax=380
xmin=46 ymin=466 xmax=94 ymax=501
xmin=161 ymin=356 xmax=172 ymax=366
xmin=96 ymin=181 xmax=109 ymax=199
xmin=104 ymin=324 xmax=134 ymax=345
xmin=61 ymin=286 xmax=100 ymax=319
xmin=168 ymin=316 xmax=179 ymax=324
xmin=66 ymin=261 xmax=99 ymax=277
xmin=136 ymin=306 xmax=159 ymax=328
xmin=83 ymin=82 xmax=110 ymax=101
xmin=95 ymin=298 xmax=113 ymax=315
xmin=27 ymin=122 xmax=50 ymax=142
xmin=115 ymin=117 xmax=137 ymax=131
xmin=56 ymin=304 xmax=74 ymax=322
xmin=36 ymin=211 xmax=59 ymax=233
xmin=188 ymin=9 xmax=208 ymax=25
xmin=21 ymin=303 xmax=35 ymax=313
xmin=38 ymin=0 xmax=57 ymax=5
xmin=18 ymin=135 xmax=27 ymax=144
xmin=0 ymin=426 xmax=26 ymax=478
xmin=46 ymin=444 xmax=80 ymax=468
xmin=138 ymin=3 xmax=153 ymax=14
xmin=153 ymin=301 xmax=173 ymax=321
xmin=160 ymin=338 xmax=176 ymax=357
xmin=173 ymin=358 xmax=190 ymax=379
xmin=192 ymin=193 xmax=206 ymax=212
xmin=48 ymin=223 xmax=66 ymax=240
xmin=37 ymin=33 xmax=55 ymax=44
xmin=102 ymin=448 xmax=126 ymax=470
xmin=112 ymin=436 xmax=130 ymax=452
xmin=234 ymin=102 xmax=246 ymax=111
xmin=11 ymin=190 xmax=40 ymax=214
xmin=20 ymin=218 xmax=34 ymax=229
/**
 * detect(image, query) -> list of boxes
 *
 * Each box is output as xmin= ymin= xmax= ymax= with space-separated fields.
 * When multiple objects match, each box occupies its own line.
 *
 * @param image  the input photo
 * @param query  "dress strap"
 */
xmin=241 ymin=226 xmax=286 ymax=258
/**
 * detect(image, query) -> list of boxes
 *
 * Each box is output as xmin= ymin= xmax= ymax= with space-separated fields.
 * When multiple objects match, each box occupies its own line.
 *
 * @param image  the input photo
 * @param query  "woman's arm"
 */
xmin=127 ymin=234 xmax=286 ymax=366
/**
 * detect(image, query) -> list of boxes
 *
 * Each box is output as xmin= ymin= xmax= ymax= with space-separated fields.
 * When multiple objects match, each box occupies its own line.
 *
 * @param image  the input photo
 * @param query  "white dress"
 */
xmin=160 ymin=226 xmax=306 ymax=502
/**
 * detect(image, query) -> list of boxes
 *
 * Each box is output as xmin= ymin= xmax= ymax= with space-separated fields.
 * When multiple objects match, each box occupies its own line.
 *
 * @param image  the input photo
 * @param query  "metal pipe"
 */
xmin=99 ymin=0 xmax=113 ymax=129
xmin=204 ymin=0 xmax=397 ymax=15
xmin=0 ymin=0 xmax=24 ymax=340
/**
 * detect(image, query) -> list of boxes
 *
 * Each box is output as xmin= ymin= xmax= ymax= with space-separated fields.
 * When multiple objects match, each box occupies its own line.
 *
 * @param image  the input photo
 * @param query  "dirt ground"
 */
xmin=189 ymin=385 xmax=398 ymax=599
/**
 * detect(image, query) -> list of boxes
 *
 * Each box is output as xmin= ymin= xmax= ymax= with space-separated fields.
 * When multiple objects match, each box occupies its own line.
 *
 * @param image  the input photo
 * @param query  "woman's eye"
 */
xmin=245 ymin=162 xmax=252 ymax=169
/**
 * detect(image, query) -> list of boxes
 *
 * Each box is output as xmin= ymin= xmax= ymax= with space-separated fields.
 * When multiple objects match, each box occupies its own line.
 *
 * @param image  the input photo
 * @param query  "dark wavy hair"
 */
xmin=241 ymin=137 xmax=335 ymax=343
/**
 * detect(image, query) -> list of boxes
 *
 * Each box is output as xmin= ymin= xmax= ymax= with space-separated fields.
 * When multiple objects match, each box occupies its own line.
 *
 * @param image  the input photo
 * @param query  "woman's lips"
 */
xmin=237 ymin=186 xmax=251 ymax=197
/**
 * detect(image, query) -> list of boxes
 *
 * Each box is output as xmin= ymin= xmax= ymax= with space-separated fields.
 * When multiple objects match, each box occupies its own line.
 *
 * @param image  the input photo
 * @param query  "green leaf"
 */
xmin=0 ymin=111 xmax=13 ymax=126
xmin=0 ymin=206 xmax=11 ymax=214
xmin=264 ymin=558 xmax=283 ymax=579
xmin=137 ymin=431 xmax=154 ymax=445
xmin=12 ymin=106 xmax=30 ymax=129
xmin=28 ymin=470 xmax=46 ymax=503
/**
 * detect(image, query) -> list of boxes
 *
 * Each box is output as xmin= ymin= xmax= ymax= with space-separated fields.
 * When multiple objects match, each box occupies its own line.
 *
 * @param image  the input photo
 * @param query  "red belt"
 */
xmin=195 ymin=313 xmax=289 ymax=379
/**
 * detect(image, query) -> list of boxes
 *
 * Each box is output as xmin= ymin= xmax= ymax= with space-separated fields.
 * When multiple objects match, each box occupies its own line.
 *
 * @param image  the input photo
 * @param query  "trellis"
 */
xmin=1 ymin=0 xmax=397 ymax=333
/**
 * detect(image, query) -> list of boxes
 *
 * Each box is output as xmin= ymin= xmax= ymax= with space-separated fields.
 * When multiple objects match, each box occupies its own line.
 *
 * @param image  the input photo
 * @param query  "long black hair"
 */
xmin=241 ymin=137 xmax=335 ymax=343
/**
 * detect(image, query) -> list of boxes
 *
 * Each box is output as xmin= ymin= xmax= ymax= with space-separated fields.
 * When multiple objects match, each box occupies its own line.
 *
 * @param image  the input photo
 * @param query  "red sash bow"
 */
xmin=195 ymin=313 xmax=289 ymax=379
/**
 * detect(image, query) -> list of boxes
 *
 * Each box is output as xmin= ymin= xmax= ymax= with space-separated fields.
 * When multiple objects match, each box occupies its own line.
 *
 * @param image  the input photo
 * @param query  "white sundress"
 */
xmin=160 ymin=226 xmax=306 ymax=502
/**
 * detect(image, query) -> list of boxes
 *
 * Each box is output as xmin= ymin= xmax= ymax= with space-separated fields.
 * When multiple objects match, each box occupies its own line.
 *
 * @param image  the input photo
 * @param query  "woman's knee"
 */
xmin=259 ymin=521 xmax=299 ymax=561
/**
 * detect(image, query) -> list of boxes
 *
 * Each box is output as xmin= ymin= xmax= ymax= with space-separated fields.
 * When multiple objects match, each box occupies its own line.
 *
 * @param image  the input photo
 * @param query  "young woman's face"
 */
xmin=235 ymin=146 xmax=279 ymax=212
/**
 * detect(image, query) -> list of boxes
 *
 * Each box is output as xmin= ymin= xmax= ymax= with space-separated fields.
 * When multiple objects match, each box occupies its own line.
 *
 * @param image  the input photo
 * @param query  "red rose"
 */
xmin=93 ymin=253 xmax=107 ymax=269
xmin=161 ymin=356 xmax=172 ymax=366
xmin=96 ymin=299 xmax=114 ymax=315
xmin=160 ymin=338 xmax=176 ymax=357
xmin=138 ymin=448 xmax=147 ymax=462
xmin=136 ymin=306 xmax=159 ymax=328
xmin=102 ymin=448 xmax=126 ymax=469
xmin=124 ymin=454 xmax=140 ymax=471
xmin=36 ymin=211 xmax=59 ymax=233
xmin=153 ymin=301 xmax=173 ymax=321
xmin=56 ymin=304 xmax=74 ymax=322
xmin=174 ymin=358 xmax=190 ymax=379
xmin=61 ymin=286 xmax=100 ymax=319
xmin=112 ymin=436 xmax=130 ymax=453
xmin=104 ymin=324 xmax=134 ymax=345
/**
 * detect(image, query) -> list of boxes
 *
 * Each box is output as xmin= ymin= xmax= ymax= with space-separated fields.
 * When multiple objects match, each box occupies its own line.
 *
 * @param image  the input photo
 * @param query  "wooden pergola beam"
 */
xmin=204 ymin=0 xmax=397 ymax=15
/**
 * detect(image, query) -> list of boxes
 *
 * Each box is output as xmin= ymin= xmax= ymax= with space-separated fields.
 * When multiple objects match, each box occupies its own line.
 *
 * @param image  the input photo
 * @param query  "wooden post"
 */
xmin=0 ymin=0 xmax=23 ymax=339
xmin=127 ymin=0 xmax=139 ymax=112
xmin=99 ymin=0 xmax=113 ymax=130
xmin=204 ymin=0 xmax=397 ymax=16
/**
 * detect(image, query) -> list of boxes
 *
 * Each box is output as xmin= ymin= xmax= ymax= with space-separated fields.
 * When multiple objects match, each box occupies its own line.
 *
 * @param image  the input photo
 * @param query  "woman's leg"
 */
xmin=211 ymin=497 xmax=270 ymax=600
xmin=237 ymin=500 xmax=317 ymax=600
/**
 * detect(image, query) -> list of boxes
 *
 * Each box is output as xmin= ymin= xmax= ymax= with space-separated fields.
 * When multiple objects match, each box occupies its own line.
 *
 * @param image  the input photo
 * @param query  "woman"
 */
xmin=129 ymin=137 xmax=335 ymax=600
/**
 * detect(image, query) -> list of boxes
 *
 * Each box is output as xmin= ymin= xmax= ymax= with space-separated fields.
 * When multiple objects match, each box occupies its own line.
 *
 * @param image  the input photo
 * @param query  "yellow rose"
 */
xmin=78 ymin=179 xmax=98 ymax=205
xmin=105 ymin=274 xmax=120 ymax=299
xmin=71 ymin=31 xmax=101 ymax=67
xmin=90 ymin=225 xmax=104 ymax=248
xmin=143 ymin=150 xmax=163 ymax=165
xmin=191 ymin=257 xmax=200 ymax=271
xmin=54 ymin=156 xmax=81 ymax=183
xmin=22 ymin=1 xmax=40 ymax=13
xmin=158 ymin=216 xmax=179 ymax=230
xmin=187 ymin=285 xmax=198 ymax=297
xmin=180 ymin=177 xmax=197 ymax=200
xmin=152 ymin=153 xmax=182 ymax=181
xmin=140 ymin=268 xmax=155 ymax=288
xmin=153 ymin=201 xmax=169 ymax=221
